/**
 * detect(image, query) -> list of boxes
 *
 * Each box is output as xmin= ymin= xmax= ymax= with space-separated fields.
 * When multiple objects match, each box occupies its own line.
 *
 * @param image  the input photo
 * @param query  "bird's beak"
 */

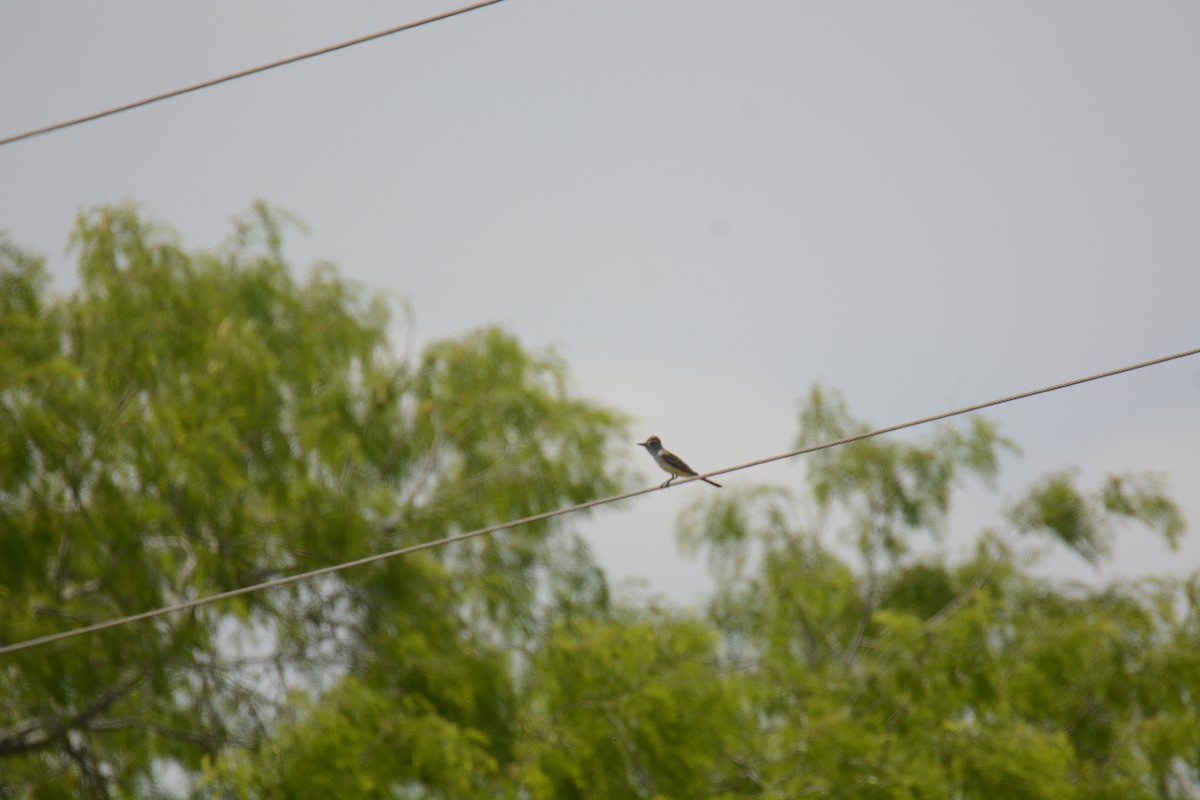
xmin=636 ymin=441 xmax=648 ymax=448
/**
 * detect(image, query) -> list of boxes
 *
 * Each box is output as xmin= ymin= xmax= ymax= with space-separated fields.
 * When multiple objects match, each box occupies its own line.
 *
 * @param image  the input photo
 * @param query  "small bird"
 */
xmin=638 ymin=435 xmax=721 ymax=488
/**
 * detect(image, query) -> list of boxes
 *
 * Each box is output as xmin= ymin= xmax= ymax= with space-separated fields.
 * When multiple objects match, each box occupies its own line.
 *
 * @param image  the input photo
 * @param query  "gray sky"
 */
xmin=2 ymin=1 xmax=1198 ymax=604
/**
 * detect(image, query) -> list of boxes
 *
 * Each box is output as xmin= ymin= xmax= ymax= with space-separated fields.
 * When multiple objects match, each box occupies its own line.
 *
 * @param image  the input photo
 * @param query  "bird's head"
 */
xmin=638 ymin=435 xmax=661 ymax=449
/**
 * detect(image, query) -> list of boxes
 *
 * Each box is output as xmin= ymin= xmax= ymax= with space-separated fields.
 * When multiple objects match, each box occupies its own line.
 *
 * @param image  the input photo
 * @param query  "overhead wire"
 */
xmin=0 ymin=0 xmax=509 ymax=148
xmin=0 ymin=345 xmax=1196 ymax=657
xmin=6 ymin=345 xmax=1200 ymax=655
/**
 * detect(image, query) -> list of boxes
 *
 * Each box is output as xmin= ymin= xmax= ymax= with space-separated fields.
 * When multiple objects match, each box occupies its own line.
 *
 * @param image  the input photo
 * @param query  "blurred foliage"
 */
xmin=0 ymin=204 xmax=629 ymax=798
xmin=2 ymin=207 xmax=1196 ymax=799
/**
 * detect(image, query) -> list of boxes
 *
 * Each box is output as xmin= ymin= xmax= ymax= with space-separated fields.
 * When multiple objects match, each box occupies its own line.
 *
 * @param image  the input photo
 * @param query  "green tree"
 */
xmin=678 ymin=386 xmax=1197 ymax=799
xmin=5 ymin=206 xmax=1197 ymax=799
xmin=0 ymin=204 xmax=629 ymax=797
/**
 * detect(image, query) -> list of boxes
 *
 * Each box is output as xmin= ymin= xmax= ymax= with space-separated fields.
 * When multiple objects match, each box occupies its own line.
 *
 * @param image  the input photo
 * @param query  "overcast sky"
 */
xmin=2 ymin=1 xmax=1197 ymax=605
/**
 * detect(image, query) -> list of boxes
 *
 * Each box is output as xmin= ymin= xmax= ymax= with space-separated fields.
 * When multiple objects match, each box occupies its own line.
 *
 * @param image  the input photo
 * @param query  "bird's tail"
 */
xmin=701 ymin=476 xmax=722 ymax=488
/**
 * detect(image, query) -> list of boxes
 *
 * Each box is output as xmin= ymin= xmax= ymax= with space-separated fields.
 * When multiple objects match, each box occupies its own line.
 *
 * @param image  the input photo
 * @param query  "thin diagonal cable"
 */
xmin=0 ymin=0 xmax=508 ymax=148
xmin=0 ymin=345 xmax=1195 ymax=657
xmin=701 ymin=345 xmax=1200 ymax=482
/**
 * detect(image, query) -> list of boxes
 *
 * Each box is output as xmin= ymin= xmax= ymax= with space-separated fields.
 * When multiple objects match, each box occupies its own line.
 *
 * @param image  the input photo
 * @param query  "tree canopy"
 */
xmin=1 ymin=205 xmax=1196 ymax=799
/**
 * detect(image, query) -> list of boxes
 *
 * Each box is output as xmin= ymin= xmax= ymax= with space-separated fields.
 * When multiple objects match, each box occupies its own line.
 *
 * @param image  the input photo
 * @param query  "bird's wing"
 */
xmin=661 ymin=450 xmax=698 ymax=476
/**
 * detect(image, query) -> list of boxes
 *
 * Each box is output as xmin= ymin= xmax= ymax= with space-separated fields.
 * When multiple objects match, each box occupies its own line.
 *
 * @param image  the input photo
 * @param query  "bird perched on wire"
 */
xmin=637 ymin=435 xmax=721 ymax=488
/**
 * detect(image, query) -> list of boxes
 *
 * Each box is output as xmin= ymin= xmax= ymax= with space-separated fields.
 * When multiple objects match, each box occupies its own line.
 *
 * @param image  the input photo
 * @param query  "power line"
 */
xmin=0 ymin=0 xmax=509 ymax=148
xmin=0 ymin=345 xmax=1196 ymax=657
